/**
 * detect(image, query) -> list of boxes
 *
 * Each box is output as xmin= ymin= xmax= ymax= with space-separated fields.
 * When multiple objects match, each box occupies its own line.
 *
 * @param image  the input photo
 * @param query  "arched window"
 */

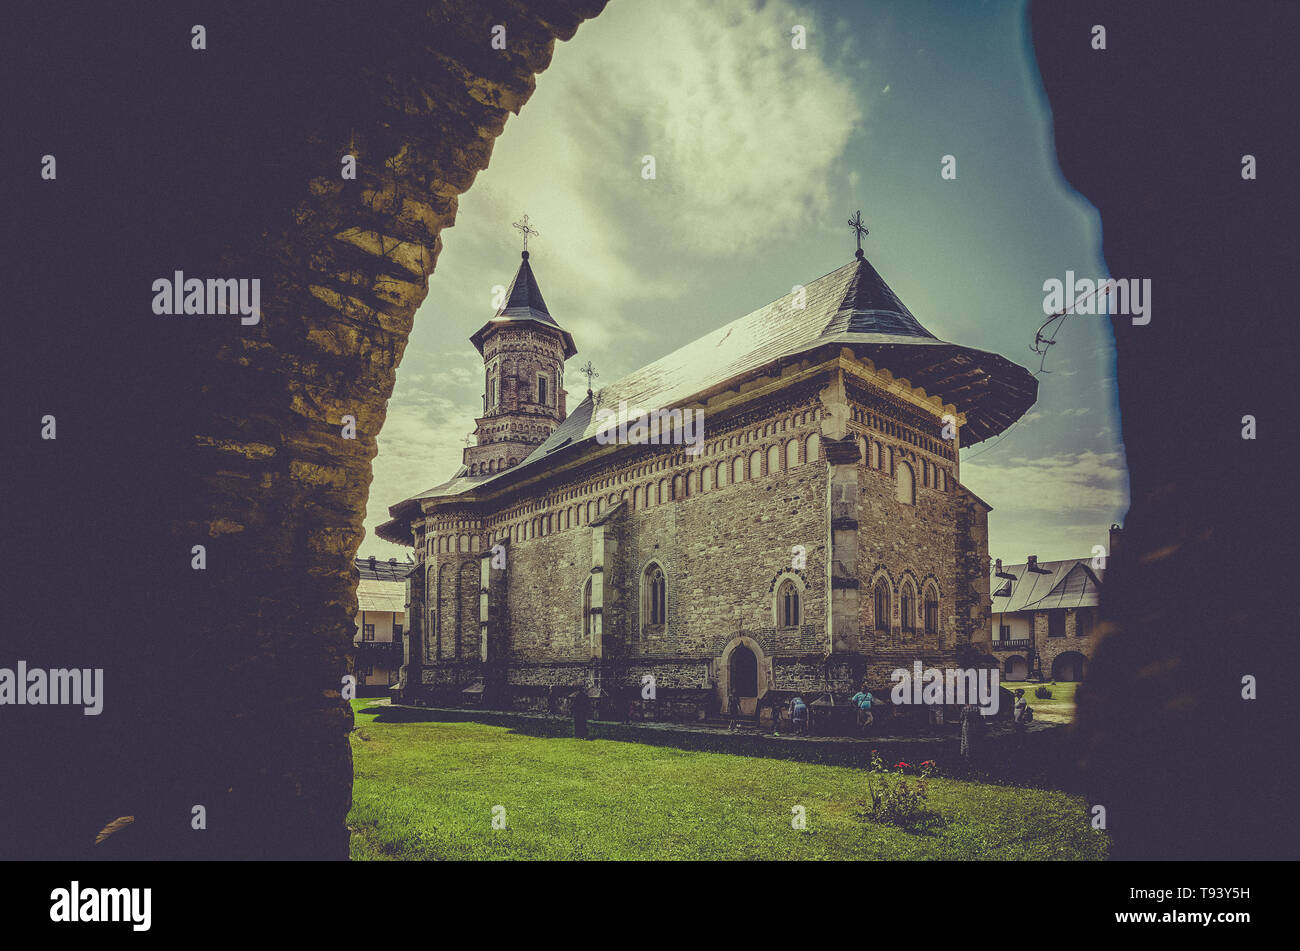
xmin=672 ymin=474 xmax=683 ymax=500
xmin=732 ymin=456 xmax=744 ymax=483
xmin=587 ymin=501 xmax=595 ymax=522
xmin=642 ymin=563 xmax=666 ymax=632
xmin=901 ymin=581 xmax=917 ymax=633
xmin=896 ymin=462 xmax=915 ymax=505
xmin=749 ymin=449 xmax=763 ymax=478
xmin=701 ymin=466 xmax=712 ymax=492
xmin=807 ymin=433 xmax=820 ymax=462
xmin=658 ymin=478 xmax=668 ymax=503
xmin=870 ymin=441 xmax=880 ymax=469
xmin=786 ymin=438 xmax=800 ymax=468
xmin=716 ymin=462 xmax=728 ymax=487
xmin=777 ymin=578 xmax=801 ymax=628
xmin=767 ymin=443 xmax=781 ymax=474
xmin=873 ymin=579 xmax=891 ymax=632
xmin=924 ymin=584 xmax=939 ymax=635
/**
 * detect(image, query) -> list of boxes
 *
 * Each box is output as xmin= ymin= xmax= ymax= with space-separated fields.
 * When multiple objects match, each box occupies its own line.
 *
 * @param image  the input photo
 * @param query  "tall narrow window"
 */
xmin=537 ymin=375 xmax=548 ymax=405
xmin=873 ymin=580 xmax=891 ymax=632
xmin=767 ymin=443 xmax=781 ymax=474
xmin=924 ymin=586 xmax=939 ymax=635
xmin=777 ymin=579 xmax=800 ymax=628
xmin=901 ymin=583 xmax=916 ymax=633
xmin=643 ymin=563 xmax=667 ymax=631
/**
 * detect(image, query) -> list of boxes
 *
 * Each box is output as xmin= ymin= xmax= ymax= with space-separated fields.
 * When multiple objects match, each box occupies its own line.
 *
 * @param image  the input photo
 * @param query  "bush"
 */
xmin=860 ymin=758 xmax=941 ymax=831
xmin=1035 ymin=686 xmax=1053 ymax=699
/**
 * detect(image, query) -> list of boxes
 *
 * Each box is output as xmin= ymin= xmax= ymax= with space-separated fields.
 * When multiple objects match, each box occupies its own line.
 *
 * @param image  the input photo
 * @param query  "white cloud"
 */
xmin=963 ymin=449 xmax=1129 ymax=514
xmin=436 ymin=0 xmax=866 ymax=350
xmin=365 ymin=0 xmax=868 ymax=554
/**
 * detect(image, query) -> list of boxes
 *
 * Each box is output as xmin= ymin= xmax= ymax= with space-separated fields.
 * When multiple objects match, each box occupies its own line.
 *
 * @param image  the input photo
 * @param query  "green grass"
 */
xmin=347 ymin=700 xmax=1107 ymax=861
xmin=1001 ymin=681 xmax=1079 ymax=724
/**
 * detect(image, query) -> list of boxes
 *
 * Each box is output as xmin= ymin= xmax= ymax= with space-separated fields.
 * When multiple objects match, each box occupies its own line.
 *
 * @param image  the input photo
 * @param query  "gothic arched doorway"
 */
xmin=730 ymin=644 xmax=759 ymax=712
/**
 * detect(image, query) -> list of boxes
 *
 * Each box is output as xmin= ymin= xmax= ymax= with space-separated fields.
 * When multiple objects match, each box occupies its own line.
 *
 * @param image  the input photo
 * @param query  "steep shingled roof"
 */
xmin=991 ymin=559 xmax=1104 ymax=612
xmin=378 ymin=252 xmax=1037 ymax=543
xmin=469 ymin=251 xmax=577 ymax=358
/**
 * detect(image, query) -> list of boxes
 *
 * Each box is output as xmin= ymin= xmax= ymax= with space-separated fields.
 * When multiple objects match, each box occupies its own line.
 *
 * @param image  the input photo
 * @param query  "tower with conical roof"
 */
xmin=463 ymin=235 xmax=577 ymax=478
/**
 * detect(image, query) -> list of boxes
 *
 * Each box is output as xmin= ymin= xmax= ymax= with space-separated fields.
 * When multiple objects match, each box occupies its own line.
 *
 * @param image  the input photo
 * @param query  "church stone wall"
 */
xmin=619 ymin=452 xmax=828 ymax=655
xmin=505 ymin=527 xmax=591 ymax=660
xmin=404 ymin=374 xmax=998 ymax=720
xmin=852 ymin=431 xmax=968 ymax=653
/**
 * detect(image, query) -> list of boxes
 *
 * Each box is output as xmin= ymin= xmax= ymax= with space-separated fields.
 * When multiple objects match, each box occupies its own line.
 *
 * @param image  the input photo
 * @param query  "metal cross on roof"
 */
xmin=463 ymin=431 xmax=476 ymax=447
xmin=578 ymin=360 xmax=599 ymax=395
xmin=512 ymin=214 xmax=539 ymax=254
xmin=847 ymin=210 xmax=869 ymax=257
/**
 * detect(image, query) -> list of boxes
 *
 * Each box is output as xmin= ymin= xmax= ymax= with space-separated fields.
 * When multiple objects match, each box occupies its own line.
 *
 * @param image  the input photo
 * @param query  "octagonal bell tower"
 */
xmin=464 ymin=243 xmax=576 ymax=477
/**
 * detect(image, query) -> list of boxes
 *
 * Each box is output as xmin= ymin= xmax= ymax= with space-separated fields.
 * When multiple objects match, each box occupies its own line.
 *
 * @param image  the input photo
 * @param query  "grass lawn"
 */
xmin=1001 ymin=681 xmax=1079 ymax=725
xmin=347 ymin=699 xmax=1106 ymax=861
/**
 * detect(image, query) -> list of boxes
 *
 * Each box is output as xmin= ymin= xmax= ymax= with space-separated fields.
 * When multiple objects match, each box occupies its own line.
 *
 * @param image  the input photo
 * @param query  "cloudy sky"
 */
xmin=362 ymin=0 xmax=1129 ymax=567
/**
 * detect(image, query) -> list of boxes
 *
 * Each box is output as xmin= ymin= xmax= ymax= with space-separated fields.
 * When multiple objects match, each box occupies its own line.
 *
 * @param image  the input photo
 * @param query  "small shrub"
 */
xmin=859 ymin=761 xmax=942 ymax=832
xmin=1035 ymin=686 xmax=1053 ymax=699
xmin=861 ymin=774 xmax=938 ymax=831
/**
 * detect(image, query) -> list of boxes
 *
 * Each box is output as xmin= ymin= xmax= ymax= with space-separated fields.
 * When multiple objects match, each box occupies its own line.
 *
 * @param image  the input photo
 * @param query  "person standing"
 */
xmin=960 ymin=703 xmax=980 ymax=760
xmin=790 ymin=696 xmax=808 ymax=736
xmin=572 ymin=686 xmax=591 ymax=740
xmin=1013 ymin=688 xmax=1028 ymax=734
xmin=851 ymin=686 xmax=874 ymax=733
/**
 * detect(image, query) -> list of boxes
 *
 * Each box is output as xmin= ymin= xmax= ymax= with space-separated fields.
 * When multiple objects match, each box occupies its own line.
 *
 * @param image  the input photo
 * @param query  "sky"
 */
xmin=361 ymin=0 xmax=1129 ymax=568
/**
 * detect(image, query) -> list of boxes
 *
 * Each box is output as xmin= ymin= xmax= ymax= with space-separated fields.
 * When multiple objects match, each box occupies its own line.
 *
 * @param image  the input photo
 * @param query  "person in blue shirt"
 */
xmin=790 ymin=696 xmax=808 ymax=735
xmin=851 ymin=687 xmax=874 ymax=731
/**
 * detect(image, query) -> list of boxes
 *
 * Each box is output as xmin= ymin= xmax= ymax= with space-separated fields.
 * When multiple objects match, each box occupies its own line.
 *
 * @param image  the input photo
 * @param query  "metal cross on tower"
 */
xmin=578 ymin=360 xmax=599 ymax=396
xmin=512 ymin=214 xmax=539 ymax=254
xmin=847 ymin=210 xmax=869 ymax=258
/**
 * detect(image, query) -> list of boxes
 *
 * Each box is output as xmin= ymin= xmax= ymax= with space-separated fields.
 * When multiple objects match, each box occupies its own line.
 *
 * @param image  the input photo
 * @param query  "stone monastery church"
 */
xmin=378 ymin=226 xmax=1037 ymax=720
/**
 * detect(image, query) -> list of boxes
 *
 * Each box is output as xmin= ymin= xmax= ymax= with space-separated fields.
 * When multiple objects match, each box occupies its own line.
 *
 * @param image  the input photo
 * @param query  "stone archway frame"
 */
xmin=718 ymin=635 xmax=774 ymax=716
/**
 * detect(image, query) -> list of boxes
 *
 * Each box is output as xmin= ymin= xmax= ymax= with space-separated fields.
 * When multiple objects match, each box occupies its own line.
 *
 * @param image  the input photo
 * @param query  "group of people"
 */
xmin=770 ymin=695 xmax=809 ymax=735
xmin=769 ymin=686 xmax=876 ymax=736
xmin=570 ymin=681 xmax=1039 ymax=747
